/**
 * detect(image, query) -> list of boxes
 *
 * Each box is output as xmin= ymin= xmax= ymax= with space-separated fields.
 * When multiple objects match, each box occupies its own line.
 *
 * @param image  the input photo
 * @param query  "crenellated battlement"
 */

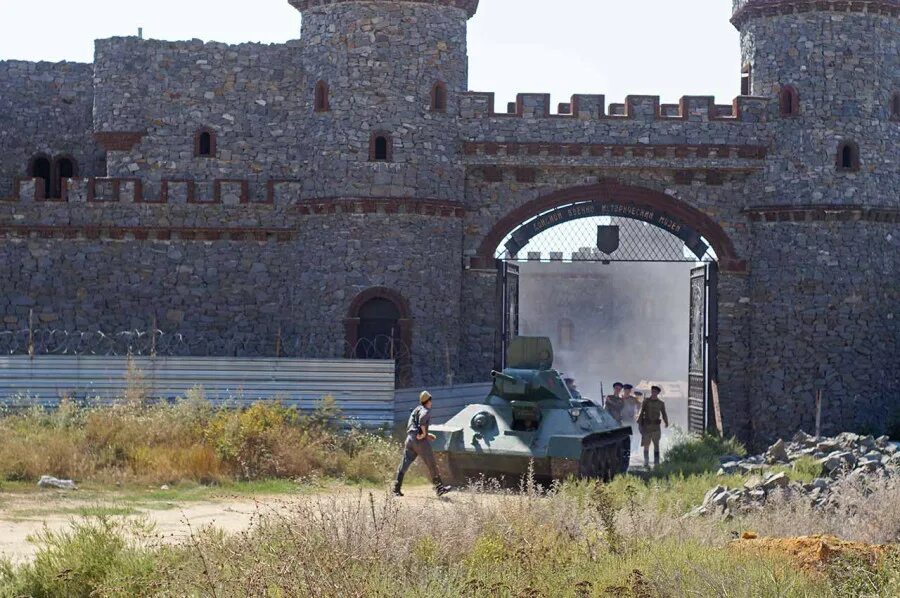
xmin=6 ymin=177 xmax=299 ymax=206
xmin=459 ymin=92 xmax=770 ymax=123
xmin=1 ymin=177 xmax=466 ymax=218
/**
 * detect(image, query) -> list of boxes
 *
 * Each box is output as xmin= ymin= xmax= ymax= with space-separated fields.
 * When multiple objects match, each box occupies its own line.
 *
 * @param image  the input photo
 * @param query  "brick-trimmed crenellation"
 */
xmin=3 ymin=178 xmax=470 ymax=219
xmin=460 ymin=92 xmax=770 ymax=121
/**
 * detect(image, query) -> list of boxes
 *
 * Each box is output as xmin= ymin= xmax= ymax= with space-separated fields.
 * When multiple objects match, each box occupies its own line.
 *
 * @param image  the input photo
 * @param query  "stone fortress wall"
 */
xmin=0 ymin=0 xmax=897 ymax=444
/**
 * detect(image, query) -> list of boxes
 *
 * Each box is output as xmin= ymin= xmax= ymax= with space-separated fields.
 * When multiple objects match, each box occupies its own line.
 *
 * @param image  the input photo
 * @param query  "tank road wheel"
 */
xmin=579 ymin=432 xmax=632 ymax=482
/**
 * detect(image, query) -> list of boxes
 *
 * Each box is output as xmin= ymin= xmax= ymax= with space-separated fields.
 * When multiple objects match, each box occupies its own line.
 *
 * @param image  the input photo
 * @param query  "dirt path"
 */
xmin=0 ymin=486 xmax=470 ymax=564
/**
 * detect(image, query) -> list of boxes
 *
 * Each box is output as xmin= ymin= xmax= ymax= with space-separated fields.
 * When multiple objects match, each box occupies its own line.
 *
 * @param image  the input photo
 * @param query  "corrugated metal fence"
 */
xmin=394 ymin=383 xmax=492 ymax=425
xmin=0 ymin=356 xmax=396 ymax=427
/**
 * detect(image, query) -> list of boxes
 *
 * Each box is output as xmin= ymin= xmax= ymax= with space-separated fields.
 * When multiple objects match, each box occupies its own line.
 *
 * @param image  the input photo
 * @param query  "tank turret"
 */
xmin=430 ymin=337 xmax=632 ymax=486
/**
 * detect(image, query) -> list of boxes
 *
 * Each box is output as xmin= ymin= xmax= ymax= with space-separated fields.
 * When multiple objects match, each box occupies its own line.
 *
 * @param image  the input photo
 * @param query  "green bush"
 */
xmin=0 ymin=517 xmax=159 ymax=598
xmin=655 ymin=432 xmax=747 ymax=477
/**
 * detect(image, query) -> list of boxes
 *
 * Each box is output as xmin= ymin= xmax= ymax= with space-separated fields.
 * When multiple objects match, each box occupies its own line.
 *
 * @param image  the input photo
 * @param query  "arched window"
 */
xmin=369 ymin=131 xmax=393 ymax=162
xmin=891 ymin=92 xmax=900 ymax=120
xmin=836 ymin=140 xmax=860 ymax=172
xmin=314 ymin=80 xmax=330 ymax=112
xmin=345 ymin=288 xmax=413 ymax=386
xmin=53 ymin=156 xmax=76 ymax=199
xmin=779 ymin=85 xmax=799 ymax=116
xmin=195 ymin=128 xmax=216 ymax=158
xmin=430 ymin=81 xmax=447 ymax=112
xmin=558 ymin=318 xmax=574 ymax=351
xmin=28 ymin=155 xmax=51 ymax=199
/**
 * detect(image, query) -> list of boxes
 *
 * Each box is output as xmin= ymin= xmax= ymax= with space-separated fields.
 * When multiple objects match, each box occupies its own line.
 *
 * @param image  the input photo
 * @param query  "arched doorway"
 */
xmin=477 ymin=181 xmax=742 ymax=438
xmin=345 ymin=288 xmax=413 ymax=387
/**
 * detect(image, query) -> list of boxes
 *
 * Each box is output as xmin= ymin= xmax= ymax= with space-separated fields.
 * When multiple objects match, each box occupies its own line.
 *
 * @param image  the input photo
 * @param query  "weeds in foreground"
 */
xmin=0 ymin=393 xmax=398 ymax=487
xmin=7 ymin=476 xmax=899 ymax=597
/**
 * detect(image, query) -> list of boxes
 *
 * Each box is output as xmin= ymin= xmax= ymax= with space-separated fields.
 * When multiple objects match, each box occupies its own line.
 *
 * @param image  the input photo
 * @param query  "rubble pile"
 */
xmin=691 ymin=432 xmax=900 ymax=517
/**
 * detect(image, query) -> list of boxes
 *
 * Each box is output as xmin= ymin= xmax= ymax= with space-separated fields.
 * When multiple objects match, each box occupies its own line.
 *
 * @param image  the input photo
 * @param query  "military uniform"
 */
xmin=637 ymin=395 xmax=669 ymax=467
xmin=393 ymin=394 xmax=451 ymax=497
xmin=605 ymin=394 xmax=625 ymax=423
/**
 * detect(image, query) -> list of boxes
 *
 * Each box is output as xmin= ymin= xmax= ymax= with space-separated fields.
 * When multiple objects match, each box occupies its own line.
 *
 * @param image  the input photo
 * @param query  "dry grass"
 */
xmin=2 ymin=428 xmax=898 ymax=596
xmin=0 ymin=392 xmax=398 ymax=487
xmin=5 ymin=479 xmax=879 ymax=597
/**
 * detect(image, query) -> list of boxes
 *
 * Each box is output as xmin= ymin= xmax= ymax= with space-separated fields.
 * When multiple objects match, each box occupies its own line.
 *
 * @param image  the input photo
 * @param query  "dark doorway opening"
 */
xmin=29 ymin=156 xmax=51 ymax=198
xmin=356 ymin=298 xmax=401 ymax=360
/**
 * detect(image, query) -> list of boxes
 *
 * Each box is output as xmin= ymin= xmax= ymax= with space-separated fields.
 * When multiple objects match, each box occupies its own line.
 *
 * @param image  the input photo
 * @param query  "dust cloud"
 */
xmin=517 ymin=260 xmax=696 ymax=460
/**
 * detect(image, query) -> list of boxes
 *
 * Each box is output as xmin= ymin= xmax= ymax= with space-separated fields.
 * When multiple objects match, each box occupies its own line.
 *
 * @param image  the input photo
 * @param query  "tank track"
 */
xmin=578 ymin=430 xmax=631 ymax=482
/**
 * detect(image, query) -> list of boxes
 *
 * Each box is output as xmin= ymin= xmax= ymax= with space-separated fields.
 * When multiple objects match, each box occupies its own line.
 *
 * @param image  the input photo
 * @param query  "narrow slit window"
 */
xmin=431 ymin=82 xmax=447 ymax=112
xmin=741 ymin=64 xmax=752 ymax=96
xmin=891 ymin=92 xmax=900 ymax=120
xmin=315 ymin=80 xmax=330 ymax=112
xmin=780 ymin=85 xmax=799 ymax=116
xmin=195 ymin=129 xmax=216 ymax=158
xmin=837 ymin=141 xmax=860 ymax=172
xmin=370 ymin=131 xmax=393 ymax=162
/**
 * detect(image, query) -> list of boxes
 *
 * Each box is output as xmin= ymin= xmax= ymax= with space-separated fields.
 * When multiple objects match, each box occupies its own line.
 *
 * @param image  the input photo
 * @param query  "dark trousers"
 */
xmin=395 ymin=435 xmax=440 ymax=486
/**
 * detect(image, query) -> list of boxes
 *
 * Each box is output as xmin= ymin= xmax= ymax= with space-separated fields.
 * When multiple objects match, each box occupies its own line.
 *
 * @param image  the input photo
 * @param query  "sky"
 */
xmin=0 ymin=0 xmax=742 ymax=106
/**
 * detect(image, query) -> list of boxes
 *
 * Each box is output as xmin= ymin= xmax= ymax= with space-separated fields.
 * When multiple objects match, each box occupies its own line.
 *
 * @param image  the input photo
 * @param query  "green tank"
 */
xmin=430 ymin=337 xmax=631 ymax=486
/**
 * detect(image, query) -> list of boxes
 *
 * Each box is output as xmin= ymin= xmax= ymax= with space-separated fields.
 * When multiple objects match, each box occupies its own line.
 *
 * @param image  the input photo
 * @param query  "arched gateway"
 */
xmin=470 ymin=181 xmax=745 ymax=436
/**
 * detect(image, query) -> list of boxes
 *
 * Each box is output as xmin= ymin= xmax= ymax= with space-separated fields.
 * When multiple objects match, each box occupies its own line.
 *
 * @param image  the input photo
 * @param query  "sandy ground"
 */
xmin=0 ymin=485 xmax=468 ymax=564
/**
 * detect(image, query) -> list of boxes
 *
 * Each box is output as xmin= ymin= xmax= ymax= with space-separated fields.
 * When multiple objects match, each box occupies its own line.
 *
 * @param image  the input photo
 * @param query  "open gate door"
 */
xmin=495 ymin=260 xmax=520 ymax=370
xmin=688 ymin=263 xmax=718 ymax=434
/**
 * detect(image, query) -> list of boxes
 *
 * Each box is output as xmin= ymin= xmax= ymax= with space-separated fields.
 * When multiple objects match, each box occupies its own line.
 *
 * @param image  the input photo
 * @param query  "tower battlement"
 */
xmin=732 ymin=0 xmax=899 ymax=28
xmin=289 ymin=0 xmax=479 ymax=17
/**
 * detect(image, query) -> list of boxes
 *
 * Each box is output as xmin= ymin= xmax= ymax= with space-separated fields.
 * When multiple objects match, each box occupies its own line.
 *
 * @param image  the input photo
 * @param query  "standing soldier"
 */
xmin=621 ymin=384 xmax=639 ymax=425
xmin=604 ymin=382 xmax=625 ymax=424
xmin=637 ymin=385 xmax=669 ymax=468
xmin=393 ymin=391 xmax=453 ymax=497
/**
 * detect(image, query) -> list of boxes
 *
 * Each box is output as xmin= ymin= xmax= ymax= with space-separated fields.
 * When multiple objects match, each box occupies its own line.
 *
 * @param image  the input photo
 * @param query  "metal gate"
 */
xmin=496 ymin=260 xmax=520 ymax=370
xmin=688 ymin=263 xmax=718 ymax=434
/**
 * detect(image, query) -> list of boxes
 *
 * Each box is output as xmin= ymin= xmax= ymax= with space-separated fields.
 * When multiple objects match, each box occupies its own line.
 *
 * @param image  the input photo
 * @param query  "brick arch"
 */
xmin=474 ymin=180 xmax=746 ymax=273
xmin=344 ymin=287 xmax=414 ymax=383
xmin=346 ymin=286 xmax=412 ymax=320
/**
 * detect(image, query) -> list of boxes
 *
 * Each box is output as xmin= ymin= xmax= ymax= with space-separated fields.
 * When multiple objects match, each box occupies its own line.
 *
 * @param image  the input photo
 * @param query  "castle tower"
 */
xmin=731 ymin=0 xmax=899 ymax=438
xmin=292 ymin=0 xmax=479 ymax=201
xmin=732 ymin=0 xmax=899 ymax=205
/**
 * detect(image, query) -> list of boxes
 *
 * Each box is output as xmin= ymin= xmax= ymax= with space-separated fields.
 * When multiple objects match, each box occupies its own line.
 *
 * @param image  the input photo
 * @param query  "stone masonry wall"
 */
xmin=0 ymin=61 xmax=104 ymax=198
xmin=94 ymin=38 xmax=308 ymax=200
xmin=0 ymin=199 xmax=463 ymax=387
xmin=747 ymin=221 xmax=899 ymax=441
